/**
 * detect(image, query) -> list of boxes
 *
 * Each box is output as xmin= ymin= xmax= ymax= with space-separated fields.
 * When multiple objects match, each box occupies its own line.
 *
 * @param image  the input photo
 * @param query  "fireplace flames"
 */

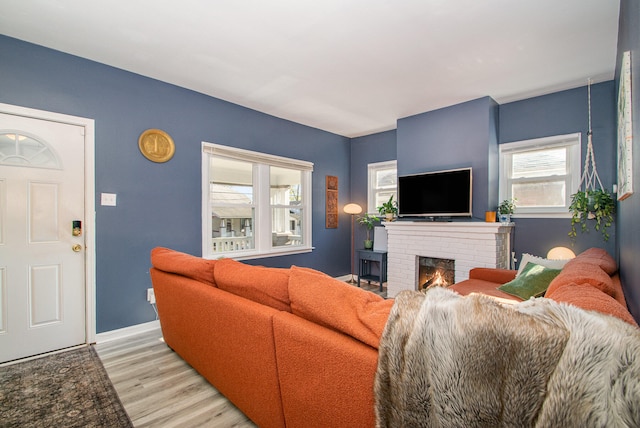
xmin=418 ymin=256 xmax=455 ymax=292
xmin=420 ymin=269 xmax=448 ymax=292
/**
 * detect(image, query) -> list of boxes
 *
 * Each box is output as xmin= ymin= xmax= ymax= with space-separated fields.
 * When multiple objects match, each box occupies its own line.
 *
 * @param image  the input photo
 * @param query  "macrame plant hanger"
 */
xmin=578 ymin=79 xmax=605 ymax=218
xmin=579 ymin=79 xmax=605 ymax=192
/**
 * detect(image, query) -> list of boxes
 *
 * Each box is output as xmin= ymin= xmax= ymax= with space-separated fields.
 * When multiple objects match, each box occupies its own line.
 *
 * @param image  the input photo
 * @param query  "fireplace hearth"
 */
xmin=418 ymin=256 xmax=454 ymax=291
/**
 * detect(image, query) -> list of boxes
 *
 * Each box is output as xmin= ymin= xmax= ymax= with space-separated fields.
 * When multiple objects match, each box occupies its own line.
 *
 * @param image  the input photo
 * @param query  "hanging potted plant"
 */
xmin=377 ymin=195 xmax=398 ymax=221
xmin=568 ymin=79 xmax=616 ymax=243
xmin=497 ymin=198 xmax=516 ymax=223
xmin=569 ymin=189 xmax=615 ymax=242
xmin=357 ymin=213 xmax=380 ymax=249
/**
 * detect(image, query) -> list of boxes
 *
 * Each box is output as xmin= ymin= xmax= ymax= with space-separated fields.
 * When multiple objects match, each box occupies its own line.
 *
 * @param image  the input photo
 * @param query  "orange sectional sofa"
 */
xmin=449 ymin=247 xmax=637 ymax=327
xmin=149 ymin=246 xmax=637 ymax=428
xmin=149 ymin=247 xmax=393 ymax=428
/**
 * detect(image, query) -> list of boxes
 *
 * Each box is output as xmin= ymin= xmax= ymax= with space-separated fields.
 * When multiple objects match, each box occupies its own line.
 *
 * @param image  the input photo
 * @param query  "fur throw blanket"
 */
xmin=374 ymin=287 xmax=640 ymax=427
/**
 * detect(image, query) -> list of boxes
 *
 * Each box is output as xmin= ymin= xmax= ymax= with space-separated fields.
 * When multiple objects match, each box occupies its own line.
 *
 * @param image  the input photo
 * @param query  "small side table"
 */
xmin=357 ymin=249 xmax=388 ymax=292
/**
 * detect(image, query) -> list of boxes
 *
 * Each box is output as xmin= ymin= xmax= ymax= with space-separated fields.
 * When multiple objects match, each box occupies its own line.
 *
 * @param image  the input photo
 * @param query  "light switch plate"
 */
xmin=101 ymin=193 xmax=117 ymax=206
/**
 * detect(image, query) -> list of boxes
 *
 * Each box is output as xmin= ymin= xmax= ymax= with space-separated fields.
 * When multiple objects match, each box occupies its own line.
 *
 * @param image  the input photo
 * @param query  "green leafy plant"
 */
xmin=498 ymin=198 xmax=517 ymax=215
xmin=377 ymin=195 xmax=398 ymax=219
xmin=358 ymin=213 xmax=380 ymax=239
xmin=568 ymin=189 xmax=615 ymax=242
xmin=357 ymin=213 xmax=380 ymax=248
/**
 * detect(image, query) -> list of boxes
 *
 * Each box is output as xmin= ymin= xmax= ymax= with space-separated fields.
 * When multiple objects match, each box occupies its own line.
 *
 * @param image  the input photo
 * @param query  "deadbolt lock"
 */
xmin=72 ymin=220 xmax=82 ymax=236
xmin=72 ymin=244 xmax=82 ymax=252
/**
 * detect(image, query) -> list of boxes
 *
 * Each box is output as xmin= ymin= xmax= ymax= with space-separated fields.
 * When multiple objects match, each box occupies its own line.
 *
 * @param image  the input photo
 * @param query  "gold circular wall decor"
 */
xmin=138 ymin=129 xmax=175 ymax=163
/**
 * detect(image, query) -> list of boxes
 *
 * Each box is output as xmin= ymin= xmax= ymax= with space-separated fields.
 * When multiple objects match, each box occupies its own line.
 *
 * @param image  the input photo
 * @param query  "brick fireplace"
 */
xmin=383 ymin=221 xmax=513 ymax=297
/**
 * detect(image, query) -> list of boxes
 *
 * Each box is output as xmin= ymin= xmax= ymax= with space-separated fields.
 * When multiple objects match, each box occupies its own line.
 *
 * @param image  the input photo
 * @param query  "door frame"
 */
xmin=0 ymin=102 xmax=96 ymax=344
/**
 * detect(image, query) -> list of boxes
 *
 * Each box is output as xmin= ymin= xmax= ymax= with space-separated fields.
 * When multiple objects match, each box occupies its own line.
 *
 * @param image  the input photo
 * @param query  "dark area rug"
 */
xmin=0 ymin=346 xmax=133 ymax=428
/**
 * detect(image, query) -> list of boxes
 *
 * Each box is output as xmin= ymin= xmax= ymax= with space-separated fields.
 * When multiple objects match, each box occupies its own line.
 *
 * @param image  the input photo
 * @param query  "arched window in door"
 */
xmin=0 ymin=131 xmax=62 ymax=169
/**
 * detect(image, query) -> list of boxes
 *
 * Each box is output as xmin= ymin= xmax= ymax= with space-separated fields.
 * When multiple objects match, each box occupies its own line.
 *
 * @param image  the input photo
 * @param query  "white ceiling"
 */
xmin=0 ymin=0 xmax=620 ymax=137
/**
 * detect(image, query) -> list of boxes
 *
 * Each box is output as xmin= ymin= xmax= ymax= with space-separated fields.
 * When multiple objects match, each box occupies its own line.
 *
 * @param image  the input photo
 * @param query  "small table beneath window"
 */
xmin=357 ymin=249 xmax=387 ymax=292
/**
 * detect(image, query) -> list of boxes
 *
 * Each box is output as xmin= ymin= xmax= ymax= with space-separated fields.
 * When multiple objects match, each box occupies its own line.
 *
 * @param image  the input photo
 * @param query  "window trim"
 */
xmin=499 ymin=133 xmax=581 ymax=218
xmin=367 ymin=160 xmax=397 ymax=214
xmin=202 ymin=142 xmax=313 ymax=260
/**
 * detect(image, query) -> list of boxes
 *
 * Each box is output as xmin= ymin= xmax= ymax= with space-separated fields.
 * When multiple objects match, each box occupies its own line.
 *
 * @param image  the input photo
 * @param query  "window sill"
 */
xmin=206 ymin=246 xmax=314 ymax=261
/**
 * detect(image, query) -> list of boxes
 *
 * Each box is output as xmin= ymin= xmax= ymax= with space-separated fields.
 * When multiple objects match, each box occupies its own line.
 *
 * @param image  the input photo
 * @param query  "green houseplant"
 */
xmin=568 ymin=80 xmax=616 ymax=243
xmin=568 ymin=189 xmax=615 ymax=242
xmin=498 ymin=198 xmax=516 ymax=223
xmin=357 ymin=213 xmax=380 ymax=249
xmin=377 ymin=195 xmax=398 ymax=221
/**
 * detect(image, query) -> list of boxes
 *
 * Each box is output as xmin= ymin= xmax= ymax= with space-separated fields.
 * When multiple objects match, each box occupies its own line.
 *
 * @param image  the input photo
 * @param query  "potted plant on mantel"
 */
xmin=357 ymin=213 xmax=380 ymax=249
xmin=498 ymin=198 xmax=516 ymax=223
xmin=377 ymin=195 xmax=398 ymax=221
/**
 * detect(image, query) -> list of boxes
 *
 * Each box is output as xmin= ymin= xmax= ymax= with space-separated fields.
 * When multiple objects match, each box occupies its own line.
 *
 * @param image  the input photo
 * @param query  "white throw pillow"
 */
xmin=516 ymin=253 xmax=570 ymax=277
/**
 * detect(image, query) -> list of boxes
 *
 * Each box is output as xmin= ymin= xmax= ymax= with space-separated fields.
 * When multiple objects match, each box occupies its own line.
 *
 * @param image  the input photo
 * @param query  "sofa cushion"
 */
xmin=517 ymin=253 xmax=570 ymax=276
xmin=498 ymin=262 xmax=562 ymax=300
xmin=570 ymin=248 xmax=617 ymax=275
xmin=213 ymin=258 xmax=292 ymax=312
xmin=287 ymin=266 xmax=393 ymax=349
xmin=546 ymin=259 xmax=616 ymax=298
xmin=150 ymin=247 xmax=216 ymax=287
xmin=547 ymin=283 xmax=638 ymax=327
xmin=449 ymin=279 xmax=523 ymax=303
xmin=468 ymin=268 xmax=517 ymax=284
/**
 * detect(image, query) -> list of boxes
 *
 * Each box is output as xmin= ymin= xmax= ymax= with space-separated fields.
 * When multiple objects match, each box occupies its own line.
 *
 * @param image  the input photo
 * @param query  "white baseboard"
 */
xmin=96 ymin=320 xmax=161 ymax=344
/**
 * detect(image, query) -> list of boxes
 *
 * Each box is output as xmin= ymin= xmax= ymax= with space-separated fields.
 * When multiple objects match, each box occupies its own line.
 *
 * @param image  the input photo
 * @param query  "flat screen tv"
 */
xmin=398 ymin=167 xmax=472 ymax=218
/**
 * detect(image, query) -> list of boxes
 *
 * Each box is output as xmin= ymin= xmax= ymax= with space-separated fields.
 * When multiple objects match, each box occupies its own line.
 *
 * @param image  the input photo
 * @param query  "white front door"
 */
xmin=0 ymin=112 xmax=87 ymax=363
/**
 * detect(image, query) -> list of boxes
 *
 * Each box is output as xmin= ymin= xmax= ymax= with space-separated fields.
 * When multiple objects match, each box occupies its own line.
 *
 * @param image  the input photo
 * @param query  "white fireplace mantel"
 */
xmin=383 ymin=221 xmax=513 ymax=297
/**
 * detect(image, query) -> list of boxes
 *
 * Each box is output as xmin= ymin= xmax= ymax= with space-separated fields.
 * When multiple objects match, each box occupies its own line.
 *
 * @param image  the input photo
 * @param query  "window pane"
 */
xmin=512 ymin=180 xmax=566 ymax=207
xmin=270 ymin=166 xmax=302 ymax=206
xmin=211 ymin=183 xmax=253 ymax=205
xmin=376 ymin=169 xmax=397 ymax=189
xmin=512 ymin=148 xmax=566 ymax=179
xmin=0 ymin=133 xmax=61 ymax=168
xmin=211 ymin=213 xmax=255 ymax=253
xmin=376 ymin=191 xmax=396 ymax=211
xmin=210 ymin=156 xmax=254 ymax=254
xmin=210 ymin=157 xmax=253 ymax=204
xmin=271 ymin=208 xmax=302 ymax=247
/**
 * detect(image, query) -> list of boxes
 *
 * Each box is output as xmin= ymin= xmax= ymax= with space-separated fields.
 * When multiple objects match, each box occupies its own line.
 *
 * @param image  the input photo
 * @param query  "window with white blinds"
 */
xmin=499 ymin=133 xmax=581 ymax=217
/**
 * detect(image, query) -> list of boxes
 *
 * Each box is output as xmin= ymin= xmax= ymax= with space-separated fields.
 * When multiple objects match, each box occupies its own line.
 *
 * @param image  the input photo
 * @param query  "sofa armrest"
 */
xmin=469 ymin=268 xmax=517 ymax=284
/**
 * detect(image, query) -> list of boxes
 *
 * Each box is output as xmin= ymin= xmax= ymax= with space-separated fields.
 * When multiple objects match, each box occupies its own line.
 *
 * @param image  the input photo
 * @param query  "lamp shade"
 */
xmin=343 ymin=203 xmax=363 ymax=215
xmin=546 ymin=246 xmax=576 ymax=260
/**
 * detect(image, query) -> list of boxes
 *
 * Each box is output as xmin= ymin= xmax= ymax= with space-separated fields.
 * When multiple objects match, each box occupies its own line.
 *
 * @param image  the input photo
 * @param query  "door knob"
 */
xmin=72 ymin=244 xmax=82 ymax=252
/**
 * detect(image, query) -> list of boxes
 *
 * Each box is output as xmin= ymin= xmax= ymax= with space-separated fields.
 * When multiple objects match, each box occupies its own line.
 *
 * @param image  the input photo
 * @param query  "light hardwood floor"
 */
xmin=95 ymin=329 xmax=257 ymax=428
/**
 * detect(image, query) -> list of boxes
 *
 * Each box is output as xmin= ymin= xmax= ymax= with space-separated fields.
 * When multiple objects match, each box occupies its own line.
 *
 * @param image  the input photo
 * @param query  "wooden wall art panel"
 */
xmin=326 ymin=175 xmax=338 ymax=228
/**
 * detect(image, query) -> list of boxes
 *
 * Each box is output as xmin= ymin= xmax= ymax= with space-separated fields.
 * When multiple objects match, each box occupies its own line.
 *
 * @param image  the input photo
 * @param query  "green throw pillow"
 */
xmin=498 ymin=262 xmax=562 ymax=300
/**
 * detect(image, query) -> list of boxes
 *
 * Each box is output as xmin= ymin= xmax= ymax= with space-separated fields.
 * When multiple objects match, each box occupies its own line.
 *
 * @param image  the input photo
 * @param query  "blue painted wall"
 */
xmin=499 ymin=82 xmax=618 ymax=259
xmin=353 ymin=84 xmax=618 ymax=269
xmin=616 ymin=0 xmax=640 ymax=321
xmin=4 ymin=3 xmax=638 ymax=330
xmin=349 ymin=130 xmax=397 ymax=266
xmin=0 ymin=35 xmax=353 ymax=333
xmin=397 ymin=97 xmax=499 ymax=220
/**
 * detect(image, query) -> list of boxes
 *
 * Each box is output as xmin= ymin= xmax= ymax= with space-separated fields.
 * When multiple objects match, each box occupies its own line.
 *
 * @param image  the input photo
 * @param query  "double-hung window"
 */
xmin=202 ymin=143 xmax=313 ymax=259
xmin=499 ymin=133 xmax=581 ymax=217
xmin=368 ymin=160 xmax=397 ymax=214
